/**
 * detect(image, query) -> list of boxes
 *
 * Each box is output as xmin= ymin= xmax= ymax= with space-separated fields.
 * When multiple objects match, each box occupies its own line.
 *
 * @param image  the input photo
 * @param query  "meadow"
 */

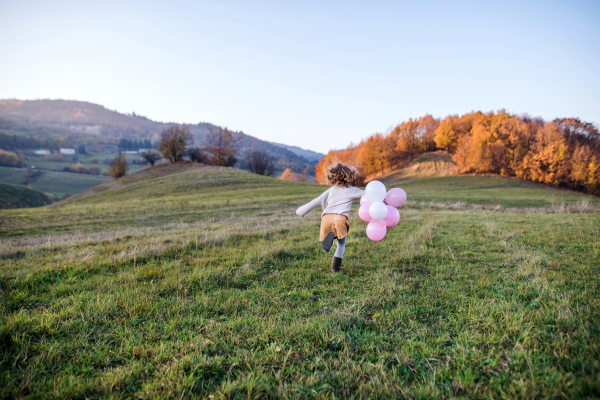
xmin=0 ymin=166 xmax=111 ymax=199
xmin=1 ymin=162 xmax=599 ymax=399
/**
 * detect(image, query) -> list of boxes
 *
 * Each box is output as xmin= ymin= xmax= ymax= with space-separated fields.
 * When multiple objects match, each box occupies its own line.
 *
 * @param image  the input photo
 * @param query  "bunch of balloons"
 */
xmin=359 ymin=180 xmax=407 ymax=241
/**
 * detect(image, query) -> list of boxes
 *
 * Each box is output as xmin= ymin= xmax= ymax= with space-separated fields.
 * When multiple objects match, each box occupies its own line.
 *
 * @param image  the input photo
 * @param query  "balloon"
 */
xmin=365 ymin=180 xmax=387 ymax=202
xmin=369 ymin=201 xmax=388 ymax=220
xmin=385 ymin=188 xmax=407 ymax=208
xmin=366 ymin=220 xmax=387 ymax=241
xmin=358 ymin=204 xmax=372 ymax=222
xmin=382 ymin=205 xmax=400 ymax=227
xmin=360 ymin=196 xmax=372 ymax=207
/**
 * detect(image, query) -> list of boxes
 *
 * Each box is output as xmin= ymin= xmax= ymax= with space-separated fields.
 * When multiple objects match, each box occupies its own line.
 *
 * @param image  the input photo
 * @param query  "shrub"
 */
xmin=279 ymin=168 xmax=295 ymax=181
xmin=88 ymin=166 xmax=102 ymax=175
xmin=188 ymin=148 xmax=208 ymax=164
xmin=108 ymin=153 xmax=128 ymax=179
xmin=0 ymin=149 xmax=27 ymax=167
xmin=140 ymin=149 xmax=162 ymax=166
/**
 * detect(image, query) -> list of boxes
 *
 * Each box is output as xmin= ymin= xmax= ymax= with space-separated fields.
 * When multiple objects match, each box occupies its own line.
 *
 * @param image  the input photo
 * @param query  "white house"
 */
xmin=60 ymin=148 xmax=76 ymax=155
xmin=34 ymin=149 xmax=49 ymax=155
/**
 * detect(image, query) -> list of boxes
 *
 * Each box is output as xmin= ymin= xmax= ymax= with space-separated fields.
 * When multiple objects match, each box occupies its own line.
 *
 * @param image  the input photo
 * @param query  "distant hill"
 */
xmin=0 ymin=99 xmax=317 ymax=174
xmin=270 ymin=142 xmax=324 ymax=162
xmin=0 ymin=182 xmax=52 ymax=209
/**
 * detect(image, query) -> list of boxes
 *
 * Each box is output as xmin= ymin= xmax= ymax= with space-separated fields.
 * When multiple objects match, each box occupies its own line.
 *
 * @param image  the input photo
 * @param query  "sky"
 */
xmin=1 ymin=0 xmax=599 ymax=154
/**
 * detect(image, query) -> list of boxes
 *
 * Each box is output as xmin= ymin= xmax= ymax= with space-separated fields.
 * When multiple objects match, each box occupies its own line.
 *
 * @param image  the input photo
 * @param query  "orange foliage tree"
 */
xmin=316 ymin=110 xmax=600 ymax=195
xmin=279 ymin=168 xmax=295 ymax=181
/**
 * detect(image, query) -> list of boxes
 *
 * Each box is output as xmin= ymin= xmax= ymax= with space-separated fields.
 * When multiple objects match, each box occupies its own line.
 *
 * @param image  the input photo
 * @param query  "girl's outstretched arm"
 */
xmin=296 ymin=195 xmax=323 ymax=217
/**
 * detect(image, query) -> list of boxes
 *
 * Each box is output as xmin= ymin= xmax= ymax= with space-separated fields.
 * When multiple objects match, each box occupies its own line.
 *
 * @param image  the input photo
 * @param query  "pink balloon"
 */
xmin=360 ymin=196 xmax=372 ymax=207
xmin=385 ymin=188 xmax=407 ymax=208
xmin=358 ymin=204 xmax=372 ymax=222
xmin=383 ymin=205 xmax=400 ymax=227
xmin=366 ymin=220 xmax=387 ymax=241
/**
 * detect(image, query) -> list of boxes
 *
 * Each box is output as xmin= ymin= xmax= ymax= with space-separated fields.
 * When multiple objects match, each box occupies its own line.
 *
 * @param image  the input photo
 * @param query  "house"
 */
xmin=34 ymin=150 xmax=49 ymax=155
xmin=60 ymin=148 xmax=76 ymax=155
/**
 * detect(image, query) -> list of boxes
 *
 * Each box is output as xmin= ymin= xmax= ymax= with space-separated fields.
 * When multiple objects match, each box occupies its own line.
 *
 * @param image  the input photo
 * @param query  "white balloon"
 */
xmin=365 ymin=180 xmax=387 ymax=202
xmin=369 ymin=201 xmax=388 ymax=220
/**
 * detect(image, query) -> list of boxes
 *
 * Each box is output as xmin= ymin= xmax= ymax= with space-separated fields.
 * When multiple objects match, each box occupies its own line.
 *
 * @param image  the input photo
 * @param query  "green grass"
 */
xmin=1 ymin=163 xmax=599 ymax=398
xmin=0 ymin=166 xmax=111 ymax=199
xmin=0 ymin=183 xmax=52 ymax=209
xmin=382 ymin=175 xmax=600 ymax=209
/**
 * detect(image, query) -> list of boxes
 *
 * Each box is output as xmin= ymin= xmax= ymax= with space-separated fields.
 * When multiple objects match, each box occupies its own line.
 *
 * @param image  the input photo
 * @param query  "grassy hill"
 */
xmin=1 ymin=165 xmax=599 ymax=398
xmin=380 ymin=152 xmax=600 ymax=210
xmin=0 ymin=182 xmax=52 ymax=209
xmin=0 ymin=166 xmax=111 ymax=199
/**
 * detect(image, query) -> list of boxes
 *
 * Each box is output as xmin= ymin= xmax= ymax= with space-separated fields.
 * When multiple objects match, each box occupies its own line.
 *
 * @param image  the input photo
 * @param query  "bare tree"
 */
xmin=140 ymin=149 xmax=162 ymax=166
xmin=206 ymin=126 xmax=241 ymax=167
xmin=159 ymin=125 xmax=194 ymax=162
xmin=244 ymin=148 xmax=274 ymax=176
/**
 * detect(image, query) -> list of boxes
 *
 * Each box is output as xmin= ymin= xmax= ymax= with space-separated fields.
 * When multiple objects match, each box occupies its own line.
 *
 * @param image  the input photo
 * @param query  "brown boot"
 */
xmin=331 ymin=256 xmax=342 ymax=272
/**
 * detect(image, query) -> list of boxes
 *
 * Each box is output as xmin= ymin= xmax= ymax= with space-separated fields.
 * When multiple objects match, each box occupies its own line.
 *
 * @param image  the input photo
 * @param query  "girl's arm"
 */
xmin=296 ymin=195 xmax=323 ymax=217
xmin=351 ymin=187 xmax=366 ymax=200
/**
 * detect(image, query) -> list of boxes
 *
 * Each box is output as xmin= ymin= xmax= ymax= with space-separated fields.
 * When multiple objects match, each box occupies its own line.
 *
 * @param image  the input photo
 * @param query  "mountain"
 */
xmin=270 ymin=142 xmax=324 ymax=162
xmin=0 ymin=99 xmax=318 ymax=174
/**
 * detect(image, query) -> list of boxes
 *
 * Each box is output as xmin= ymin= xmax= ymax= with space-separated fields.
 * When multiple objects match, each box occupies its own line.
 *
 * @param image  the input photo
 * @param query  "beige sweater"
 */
xmin=296 ymin=186 xmax=365 ymax=218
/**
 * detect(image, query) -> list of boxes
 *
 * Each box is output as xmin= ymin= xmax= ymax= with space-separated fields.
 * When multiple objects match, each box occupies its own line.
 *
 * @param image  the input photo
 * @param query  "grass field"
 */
xmin=0 ymin=167 xmax=111 ymax=199
xmin=1 ymin=162 xmax=599 ymax=398
xmin=26 ymin=153 xmax=149 ymax=175
xmin=0 ymin=183 xmax=52 ymax=209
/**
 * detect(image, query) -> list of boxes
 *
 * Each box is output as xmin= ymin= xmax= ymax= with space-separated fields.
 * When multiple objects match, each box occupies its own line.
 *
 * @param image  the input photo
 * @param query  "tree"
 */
xmin=280 ymin=168 xmax=295 ymax=180
xmin=206 ymin=126 xmax=240 ymax=166
xmin=108 ymin=153 xmax=128 ymax=178
xmin=244 ymin=148 xmax=274 ymax=176
xmin=78 ymin=144 xmax=87 ymax=155
xmin=140 ymin=149 xmax=162 ymax=166
xmin=300 ymin=168 xmax=308 ymax=182
xmin=188 ymin=147 xmax=208 ymax=164
xmin=159 ymin=125 xmax=194 ymax=162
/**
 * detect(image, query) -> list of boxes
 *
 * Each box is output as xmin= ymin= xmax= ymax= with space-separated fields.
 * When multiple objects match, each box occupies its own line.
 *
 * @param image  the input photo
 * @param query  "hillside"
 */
xmin=1 ymin=166 xmax=599 ymax=398
xmin=0 ymin=99 xmax=317 ymax=174
xmin=377 ymin=151 xmax=600 ymax=209
xmin=0 ymin=182 xmax=52 ymax=209
xmin=270 ymin=141 xmax=324 ymax=162
xmin=0 ymin=166 xmax=111 ymax=199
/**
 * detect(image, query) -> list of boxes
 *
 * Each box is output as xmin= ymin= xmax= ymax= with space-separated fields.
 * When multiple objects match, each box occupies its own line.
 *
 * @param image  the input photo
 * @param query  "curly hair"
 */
xmin=326 ymin=162 xmax=358 ymax=187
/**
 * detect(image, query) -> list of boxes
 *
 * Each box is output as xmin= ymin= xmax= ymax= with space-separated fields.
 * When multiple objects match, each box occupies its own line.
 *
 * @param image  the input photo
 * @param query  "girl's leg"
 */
xmin=334 ymin=236 xmax=346 ymax=259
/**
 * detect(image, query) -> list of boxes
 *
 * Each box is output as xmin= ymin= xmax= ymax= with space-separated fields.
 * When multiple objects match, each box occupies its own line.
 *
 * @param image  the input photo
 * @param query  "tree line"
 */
xmin=316 ymin=111 xmax=600 ymax=195
xmin=117 ymin=138 xmax=155 ymax=151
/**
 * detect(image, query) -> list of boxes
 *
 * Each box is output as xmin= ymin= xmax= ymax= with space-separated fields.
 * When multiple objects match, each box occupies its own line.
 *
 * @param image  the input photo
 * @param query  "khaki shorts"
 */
xmin=320 ymin=214 xmax=350 ymax=241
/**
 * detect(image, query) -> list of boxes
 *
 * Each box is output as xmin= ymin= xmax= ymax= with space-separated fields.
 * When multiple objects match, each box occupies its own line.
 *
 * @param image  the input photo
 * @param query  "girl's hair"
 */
xmin=326 ymin=162 xmax=358 ymax=187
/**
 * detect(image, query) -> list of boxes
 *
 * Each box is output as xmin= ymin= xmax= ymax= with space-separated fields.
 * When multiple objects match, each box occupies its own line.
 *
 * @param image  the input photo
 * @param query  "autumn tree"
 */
xmin=279 ymin=168 xmax=295 ymax=180
xmin=206 ymin=126 xmax=240 ymax=167
xmin=244 ymin=148 xmax=274 ymax=176
xmin=140 ymin=149 xmax=162 ymax=166
xmin=108 ymin=153 xmax=128 ymax=179
xmin=159 ymin=125 xmax=194 ymax=162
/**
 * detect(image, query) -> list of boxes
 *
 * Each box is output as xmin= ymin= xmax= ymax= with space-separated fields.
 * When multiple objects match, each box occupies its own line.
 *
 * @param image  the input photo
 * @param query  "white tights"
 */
xmin=334 ymin=236 xmax=346 ymax=258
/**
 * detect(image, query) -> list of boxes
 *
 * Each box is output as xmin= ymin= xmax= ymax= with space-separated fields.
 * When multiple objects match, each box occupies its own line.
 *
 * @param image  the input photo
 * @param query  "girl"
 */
xmin=296 ymin=162 xmax=364 ymax=272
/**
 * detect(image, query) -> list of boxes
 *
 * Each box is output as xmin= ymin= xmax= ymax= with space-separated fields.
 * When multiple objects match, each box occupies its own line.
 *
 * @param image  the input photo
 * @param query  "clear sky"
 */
xmin=1 ymin=0 xmax=599 ymax=154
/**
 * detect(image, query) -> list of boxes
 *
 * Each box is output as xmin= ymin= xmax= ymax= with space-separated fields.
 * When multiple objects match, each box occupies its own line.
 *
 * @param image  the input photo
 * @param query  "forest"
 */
xmin=316 ymin=111 xmax=600 ymax=195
